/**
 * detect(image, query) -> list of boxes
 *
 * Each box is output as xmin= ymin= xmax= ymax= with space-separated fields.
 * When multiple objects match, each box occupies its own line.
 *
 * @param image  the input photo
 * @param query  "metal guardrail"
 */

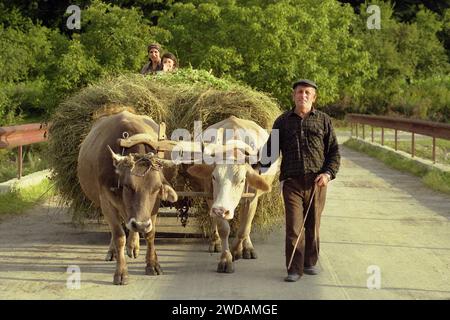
xmin=0 ymin=122 xmax=49 ymax=179
xmin=345 ymin=114 xmax=450 ymax=164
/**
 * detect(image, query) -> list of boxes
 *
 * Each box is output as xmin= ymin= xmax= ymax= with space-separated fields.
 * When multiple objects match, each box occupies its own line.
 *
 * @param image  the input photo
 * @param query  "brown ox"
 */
xmin=186 ymin=116 xmax=280 ymax=273
xmin=77 ymin=110 xmax=178 ymax=285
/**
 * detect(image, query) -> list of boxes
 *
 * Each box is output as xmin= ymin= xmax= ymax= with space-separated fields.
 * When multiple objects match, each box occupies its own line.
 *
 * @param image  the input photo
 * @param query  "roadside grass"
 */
xmin=383 ymin=139 xmax=450 ymax=166
xmin=0 ymin=179 xmax=54 ymax=216
xmin=331 ymin=118 xmax=349 ymax=129
xmin=0 ymin=143 xmax=49 ymax=182
xmin=344 ymin=138 xmax=450 ymax=195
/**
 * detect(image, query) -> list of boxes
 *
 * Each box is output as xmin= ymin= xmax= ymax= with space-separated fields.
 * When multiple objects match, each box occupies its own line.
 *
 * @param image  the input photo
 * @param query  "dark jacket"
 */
xmin=260 ymin=107 xmax=340 ymax=181
xmin=140 ymin=61 xmax=163 ymax=75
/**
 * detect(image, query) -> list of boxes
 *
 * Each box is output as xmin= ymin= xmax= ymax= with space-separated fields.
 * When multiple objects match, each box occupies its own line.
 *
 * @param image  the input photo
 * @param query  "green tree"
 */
xmin=0 ymin=0 xmax=167 ymax=120
xmin=352 ymin=1 xmax=450 ymax=118
xmin=154 ymin=0 xmax=375 ymax=108
xmin=0 ymin=7 xmax=54 ymax=123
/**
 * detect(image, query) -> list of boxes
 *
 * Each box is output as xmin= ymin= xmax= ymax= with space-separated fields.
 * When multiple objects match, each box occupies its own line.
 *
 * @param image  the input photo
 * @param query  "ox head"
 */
xmin=187 ymin=142 xmax=270 ymax=220
xmin=108 ymin=146 xmax=178 ymax=234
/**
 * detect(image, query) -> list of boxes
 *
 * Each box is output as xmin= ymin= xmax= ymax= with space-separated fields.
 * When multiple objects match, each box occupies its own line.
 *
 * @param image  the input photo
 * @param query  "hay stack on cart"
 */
xmin=48 ymin=69 xmax=284 ymax=234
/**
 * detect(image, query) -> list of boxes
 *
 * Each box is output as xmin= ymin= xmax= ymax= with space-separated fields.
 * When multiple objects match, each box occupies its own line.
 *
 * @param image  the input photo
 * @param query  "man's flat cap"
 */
xmin=292 ymin=79 xmax=318 ymax=90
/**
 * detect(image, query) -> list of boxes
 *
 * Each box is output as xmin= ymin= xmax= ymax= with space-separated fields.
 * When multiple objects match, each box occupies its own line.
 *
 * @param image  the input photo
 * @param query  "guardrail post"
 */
xmin=18 ymin=145 xmax=23 ymax=179
xmin=344 ymin=114 xmax=450 ymax=165
xmin=395 ymin=130 xmax=398 ymax=151
xmin=432 ymin=137 xmax=436 ymax=163
xmin=362 ymin=124 xmax=365 ymax=140
xmin=350 ymin=123 xmax=353 ymax=137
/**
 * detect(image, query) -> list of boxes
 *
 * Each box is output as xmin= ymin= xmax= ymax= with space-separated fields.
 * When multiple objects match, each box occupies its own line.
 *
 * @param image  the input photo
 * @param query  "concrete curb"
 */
xmin=0 ymin=169 xmax=52 ymax=194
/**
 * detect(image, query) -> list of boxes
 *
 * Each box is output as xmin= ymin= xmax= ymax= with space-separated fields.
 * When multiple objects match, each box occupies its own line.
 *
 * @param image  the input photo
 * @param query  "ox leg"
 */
xmin=209 ymin=218 xmax=222 ymax=253
xmin=145 ymin=201 xmax=162 ymax=275
xmin=111 ymin=229 xmax=128 ymax=285
xmin=206 ymin=199 xmax=221 ymax=253
xmin=216 ymin=217 xmax=234 ymax=273
xmin=232 ymin=197 xmax=259 ymax=260
xmin=105 ymin=235 xmax=116 ymax=261
xmin=100 ymin=196 xmax=128 ymax=285
xmin=126 ymin=231 xmax=140 ymax=259
xmin=101 ymin=198 xmax=128 ymax=285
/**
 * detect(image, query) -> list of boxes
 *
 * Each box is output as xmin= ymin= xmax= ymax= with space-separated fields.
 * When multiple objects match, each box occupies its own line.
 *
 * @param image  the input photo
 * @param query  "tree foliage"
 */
xmin=347 ymin=1 xmax=450 ymax=119
xmin=155 ymin=0 xmax=376 ymax=108
xmin=0 ymin=0 xmax=161 ymax=124
xmin=0 ymin=0 xmax=448 ymax=124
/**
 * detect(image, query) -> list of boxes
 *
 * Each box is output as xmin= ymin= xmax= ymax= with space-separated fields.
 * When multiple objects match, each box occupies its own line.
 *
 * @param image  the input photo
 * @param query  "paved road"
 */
xmin=0 ymin=145 xmax=449 ymax=300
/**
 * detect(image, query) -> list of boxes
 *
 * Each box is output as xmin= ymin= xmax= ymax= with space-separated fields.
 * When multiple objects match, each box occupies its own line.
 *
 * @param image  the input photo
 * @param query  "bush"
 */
xmin=390 ymin=75 xmax=450 ymax=122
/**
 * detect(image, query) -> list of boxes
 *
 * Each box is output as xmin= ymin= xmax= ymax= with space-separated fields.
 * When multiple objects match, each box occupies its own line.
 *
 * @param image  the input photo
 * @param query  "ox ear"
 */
xmin=246 ymin=166 xmax=271 ymax=192
xmin=187 ymin=164 xmax=214 ymax=179
xmin=159 ymin=184 xmax=178 ymax=203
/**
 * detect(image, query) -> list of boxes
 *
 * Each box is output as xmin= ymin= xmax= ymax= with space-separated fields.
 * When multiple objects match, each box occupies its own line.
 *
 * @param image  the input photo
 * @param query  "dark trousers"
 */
xmin=282 ymin=174 xmax=327 ymax=276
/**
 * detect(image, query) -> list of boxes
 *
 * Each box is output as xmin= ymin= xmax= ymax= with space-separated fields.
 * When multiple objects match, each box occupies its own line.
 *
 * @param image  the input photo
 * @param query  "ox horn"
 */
xmin=157 ymin=158 xmax=178 ymax=168
xmin=203 ymin=140 xmax=257 ymax=157
xmin=107 ymin=145 xmax=127 ymax=163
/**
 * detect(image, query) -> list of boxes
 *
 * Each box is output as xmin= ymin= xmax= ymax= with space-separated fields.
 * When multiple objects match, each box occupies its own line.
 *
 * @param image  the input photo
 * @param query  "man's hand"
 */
xmin=315 ymin=173 xmax=331 ymax=187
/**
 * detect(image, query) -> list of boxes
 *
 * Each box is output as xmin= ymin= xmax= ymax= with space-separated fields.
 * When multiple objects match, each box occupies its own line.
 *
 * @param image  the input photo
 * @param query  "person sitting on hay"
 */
xmin=140 ymin=43 xmax=163 ymax=75
xmin=161 ymin=52 xmax=178 ymax=72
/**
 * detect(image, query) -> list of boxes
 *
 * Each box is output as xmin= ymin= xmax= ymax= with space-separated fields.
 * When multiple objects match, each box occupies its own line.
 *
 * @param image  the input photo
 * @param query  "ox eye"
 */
xmin=212 ymin=175 xmax=216 ymax=181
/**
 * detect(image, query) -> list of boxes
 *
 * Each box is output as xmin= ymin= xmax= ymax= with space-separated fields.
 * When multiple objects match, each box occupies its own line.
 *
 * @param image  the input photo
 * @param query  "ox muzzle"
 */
xmin=210 ymin=207 xmax=234 ymax=220
xmin=126 ymin=218 xmax=152 ymax=233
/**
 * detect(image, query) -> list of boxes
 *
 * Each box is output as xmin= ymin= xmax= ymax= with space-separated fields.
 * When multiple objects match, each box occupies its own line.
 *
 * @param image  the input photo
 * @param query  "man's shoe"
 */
xmin=284 ymin=273 xmax=301 ymax=282
xmin=304 ymin=265 xmax=320 ymax=275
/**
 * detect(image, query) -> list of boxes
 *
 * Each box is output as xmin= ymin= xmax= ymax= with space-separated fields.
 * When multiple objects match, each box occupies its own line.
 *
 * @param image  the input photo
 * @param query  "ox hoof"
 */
xmin=232 ymin=251 xmax=242 ymax=261
xmin=209 ymin=242 xmax=222 ymax=253
xmin=113 ymin=272 xmax=129 ymax=285
xmin=217 ymin=261 xmax=234 ymax=273
xmin=105 ymin=250 xmax=116 ymax=261
xmin=243 ymin=248 xmax=257 ymax=259
xmin=126 ymin=246 xmax=140 ymax=259
xmin=145 ymin=263 xmax=163 ymax=276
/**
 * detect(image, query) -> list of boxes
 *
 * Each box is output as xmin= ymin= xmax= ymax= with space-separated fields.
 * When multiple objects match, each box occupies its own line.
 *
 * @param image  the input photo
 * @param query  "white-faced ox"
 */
xmin=77 ymin=110 xmax=178 ymax=285
xmin=187 ymin=116 xmax=280 ymax=273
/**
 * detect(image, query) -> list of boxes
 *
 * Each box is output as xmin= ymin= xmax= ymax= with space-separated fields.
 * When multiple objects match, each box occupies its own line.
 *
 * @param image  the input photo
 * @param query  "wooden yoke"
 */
xmin=118 ymin=122 xmax=203 ymax=162
xmin=158 ymin=122 xmax=167 ymax=158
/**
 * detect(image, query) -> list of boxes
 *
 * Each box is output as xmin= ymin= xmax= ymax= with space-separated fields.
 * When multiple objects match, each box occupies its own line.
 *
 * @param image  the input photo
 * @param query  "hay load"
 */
xmin=48 ymin=68 xmax=284 ymax=232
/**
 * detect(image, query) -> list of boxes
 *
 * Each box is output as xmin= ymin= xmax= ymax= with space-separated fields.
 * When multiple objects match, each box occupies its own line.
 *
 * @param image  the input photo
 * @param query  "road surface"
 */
xmin=0 ymin=145 xmax=449 ymax=300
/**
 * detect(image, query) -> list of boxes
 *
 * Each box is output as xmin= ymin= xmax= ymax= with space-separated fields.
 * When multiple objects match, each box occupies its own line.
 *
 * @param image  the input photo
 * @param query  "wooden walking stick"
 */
xmin=287 ymin=184 xmax=317 ymax=271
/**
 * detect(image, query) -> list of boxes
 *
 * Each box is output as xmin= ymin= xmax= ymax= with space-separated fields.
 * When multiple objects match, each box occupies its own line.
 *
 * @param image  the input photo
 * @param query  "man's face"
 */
xmin=149 ymin=48 xmax=160 ymax=63
xmin=162 ymin=58 xmax=175 ymax=72
xmin=292 ymin=85 xmax=317 ymax=110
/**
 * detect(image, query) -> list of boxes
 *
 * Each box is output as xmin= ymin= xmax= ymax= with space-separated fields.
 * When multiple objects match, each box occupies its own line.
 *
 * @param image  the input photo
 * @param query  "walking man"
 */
xmin=260 ymin=79 xmax=340 ymax=282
